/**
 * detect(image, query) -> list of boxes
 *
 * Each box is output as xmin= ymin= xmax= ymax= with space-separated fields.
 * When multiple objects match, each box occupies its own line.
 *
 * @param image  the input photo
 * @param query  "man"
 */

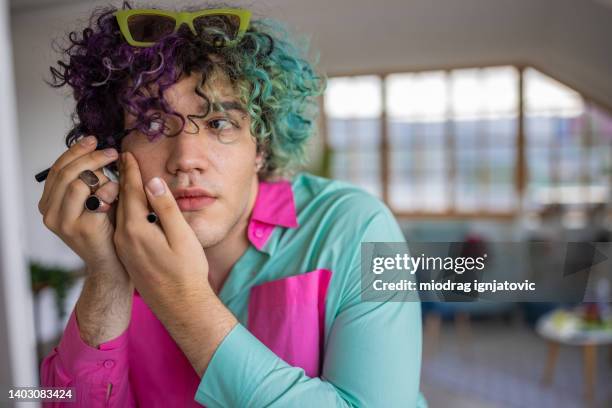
xmin=38 ymin=3 xmax=425 ymax=407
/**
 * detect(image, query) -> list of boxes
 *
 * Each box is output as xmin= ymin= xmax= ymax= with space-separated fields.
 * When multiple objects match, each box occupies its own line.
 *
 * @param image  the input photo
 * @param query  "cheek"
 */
xmin=124 ymin=147 xmax=165 ymax=181
xmin=212 ymin=134 xmax=258 ymax=175
xmin=212 ymin=138 xmax=258 ymax=209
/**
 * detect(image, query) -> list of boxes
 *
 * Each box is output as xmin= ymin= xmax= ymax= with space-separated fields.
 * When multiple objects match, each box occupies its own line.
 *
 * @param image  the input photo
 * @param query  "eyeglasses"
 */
xmin=114 ymin=8 xmax=252 ymax=47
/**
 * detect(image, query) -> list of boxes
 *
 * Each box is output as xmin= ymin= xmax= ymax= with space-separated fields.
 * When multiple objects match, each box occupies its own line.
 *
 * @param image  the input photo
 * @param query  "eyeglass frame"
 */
xmin=113 ymin=8 xmax=252 ymax=47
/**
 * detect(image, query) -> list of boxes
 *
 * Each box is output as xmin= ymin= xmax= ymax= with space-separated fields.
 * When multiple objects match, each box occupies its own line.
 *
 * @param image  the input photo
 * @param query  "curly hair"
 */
xmin=47 ymin=1 xmax=326 ymax=180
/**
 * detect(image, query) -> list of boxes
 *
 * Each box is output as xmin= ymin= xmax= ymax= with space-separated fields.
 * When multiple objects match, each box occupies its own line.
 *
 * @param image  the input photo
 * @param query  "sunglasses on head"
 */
xmin=114 ymin=8 xmax=252 ymax=47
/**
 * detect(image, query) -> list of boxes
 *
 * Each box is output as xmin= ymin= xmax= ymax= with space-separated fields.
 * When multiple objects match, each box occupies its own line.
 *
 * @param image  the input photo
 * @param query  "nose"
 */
xmin=165 ymin=130 xmax=210 ymax=175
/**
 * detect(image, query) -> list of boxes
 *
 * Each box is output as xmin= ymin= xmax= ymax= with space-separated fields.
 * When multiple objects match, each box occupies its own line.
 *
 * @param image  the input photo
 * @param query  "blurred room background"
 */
xmin=1 ymin=0 xmax=611 ymax=407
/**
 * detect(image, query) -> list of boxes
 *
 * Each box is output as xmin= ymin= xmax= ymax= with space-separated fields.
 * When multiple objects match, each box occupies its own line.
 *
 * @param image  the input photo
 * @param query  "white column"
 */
xmin=0 ymin=0 xmax=40 ymax=403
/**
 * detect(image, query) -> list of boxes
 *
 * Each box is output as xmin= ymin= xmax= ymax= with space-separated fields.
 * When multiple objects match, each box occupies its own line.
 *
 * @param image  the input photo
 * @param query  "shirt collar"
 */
xmin=247 ymin=179 xmax=299 ymax=252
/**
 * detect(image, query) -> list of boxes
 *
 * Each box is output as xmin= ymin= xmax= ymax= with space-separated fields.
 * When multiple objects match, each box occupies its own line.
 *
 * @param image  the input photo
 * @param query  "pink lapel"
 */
xmin=247 ymin=180 xmax=299 ymax=251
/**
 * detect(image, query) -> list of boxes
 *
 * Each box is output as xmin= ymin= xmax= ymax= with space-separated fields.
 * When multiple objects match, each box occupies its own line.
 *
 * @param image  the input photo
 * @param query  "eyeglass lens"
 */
xmin=127 ymin=14 xmax=176 ymax=42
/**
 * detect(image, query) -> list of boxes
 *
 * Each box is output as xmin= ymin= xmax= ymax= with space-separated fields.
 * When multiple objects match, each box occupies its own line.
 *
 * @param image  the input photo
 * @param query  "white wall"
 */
xmin=536 ymin=0 xmax=612 ymax=108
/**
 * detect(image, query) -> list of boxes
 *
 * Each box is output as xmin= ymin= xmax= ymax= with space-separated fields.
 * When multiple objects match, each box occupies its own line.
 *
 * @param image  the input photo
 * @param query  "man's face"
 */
xmin=121 ymin=71 xmax=260 ymax=248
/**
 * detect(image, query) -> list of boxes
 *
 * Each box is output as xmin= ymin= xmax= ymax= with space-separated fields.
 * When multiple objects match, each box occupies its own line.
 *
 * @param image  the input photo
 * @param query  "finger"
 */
xmin=144 ymin=176 xmax=190 ymax=248
xmin=94 ymin=180 xmax=120 ymax=207
xmin=115 ymin=153 xmax=168 ymax=256
xmin=84 ymin=196 xmax=113 ymax=213
xmin=39 ymin=135 xmax=98 ymax=213
xmin=56 ymin=169 xmax=111 ymax=226
xmin=44 ymin=148 xmax=119 ymax=218
xmin=119 ymin=152 xmax=149 ymax=218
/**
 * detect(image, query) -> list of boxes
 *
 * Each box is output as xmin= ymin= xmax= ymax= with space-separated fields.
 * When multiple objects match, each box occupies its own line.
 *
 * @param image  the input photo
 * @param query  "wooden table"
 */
xmin=536 ymin=309 xmax=612 ymax=404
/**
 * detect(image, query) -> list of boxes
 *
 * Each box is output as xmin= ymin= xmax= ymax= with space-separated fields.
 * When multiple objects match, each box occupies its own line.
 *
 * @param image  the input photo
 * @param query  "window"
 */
xmin=449 ymin=67 xmax=518 ymax=213
xmin=387 ymin=71 xmax=448 ymax=212
xmin=525 ymin=68 xmax=611 ymax=207
xmin=325 ymin=76 xmax=382 ymax=197
xmin=324 ymin=66 xmax=612 ymax=216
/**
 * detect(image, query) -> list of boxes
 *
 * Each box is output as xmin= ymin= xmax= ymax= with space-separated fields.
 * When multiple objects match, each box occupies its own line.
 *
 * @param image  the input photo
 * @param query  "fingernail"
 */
xmin=80 ymin=135 xmax=97 ymax=146
xmin=146 ymin=177 xmax=165 ymax=196
xmin=103 ymin=148 xmax=118 ymax=158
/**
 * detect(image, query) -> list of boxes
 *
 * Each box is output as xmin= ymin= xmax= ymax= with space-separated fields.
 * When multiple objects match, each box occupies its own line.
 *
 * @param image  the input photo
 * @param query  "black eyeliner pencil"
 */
xmin=35 ymin=168 xmax=50 ymax=183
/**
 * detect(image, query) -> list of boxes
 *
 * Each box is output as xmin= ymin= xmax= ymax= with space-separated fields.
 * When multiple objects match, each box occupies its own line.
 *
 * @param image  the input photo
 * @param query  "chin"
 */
xmin=185 ymin=215 xmax=231 ymax=248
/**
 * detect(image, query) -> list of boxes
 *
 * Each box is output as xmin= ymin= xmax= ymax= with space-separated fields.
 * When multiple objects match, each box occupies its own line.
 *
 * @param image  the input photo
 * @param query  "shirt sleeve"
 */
xmin=40 ymin=308 xmax=136 ymax=407
xmin=195 ymin=203 xmax=427 ymax=408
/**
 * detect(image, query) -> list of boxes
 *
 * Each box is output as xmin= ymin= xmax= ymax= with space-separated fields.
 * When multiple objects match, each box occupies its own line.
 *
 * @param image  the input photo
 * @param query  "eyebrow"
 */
xmin=210 ymin=101 xmax=247 ymax=114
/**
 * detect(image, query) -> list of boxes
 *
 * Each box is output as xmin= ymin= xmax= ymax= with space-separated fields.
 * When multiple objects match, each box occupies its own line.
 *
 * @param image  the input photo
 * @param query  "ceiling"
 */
xmin=9 ymin=0 xmax=94 ymax=13
xmin=8 ymin=0 xmax=612 ymax=12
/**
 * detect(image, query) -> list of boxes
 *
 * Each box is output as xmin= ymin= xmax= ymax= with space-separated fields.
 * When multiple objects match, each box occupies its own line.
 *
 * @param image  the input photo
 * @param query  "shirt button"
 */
xmin=103 ymin=360 xmax=115 ymax=369
xmin=255 ymin=228 xmax=264 ymax=238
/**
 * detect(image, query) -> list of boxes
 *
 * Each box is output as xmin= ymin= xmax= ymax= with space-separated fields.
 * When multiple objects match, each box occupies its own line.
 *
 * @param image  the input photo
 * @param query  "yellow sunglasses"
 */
xmin=114 ymin=8 xmax=252 ymax=47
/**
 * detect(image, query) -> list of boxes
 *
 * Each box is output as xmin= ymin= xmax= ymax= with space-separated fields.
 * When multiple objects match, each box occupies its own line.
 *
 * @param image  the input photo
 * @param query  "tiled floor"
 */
xmin=420 ymin=318 xmax=612 ymax=408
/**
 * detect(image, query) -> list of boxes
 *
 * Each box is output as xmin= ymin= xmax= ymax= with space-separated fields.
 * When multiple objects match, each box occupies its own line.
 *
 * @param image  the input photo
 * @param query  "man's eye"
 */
xmin=207 ymin=118 xmax=234 ymax=131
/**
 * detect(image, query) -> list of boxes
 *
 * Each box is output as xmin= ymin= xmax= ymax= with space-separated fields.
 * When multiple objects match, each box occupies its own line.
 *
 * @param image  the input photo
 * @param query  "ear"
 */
xmin=255 ymin=151 xmax=265 ymax=172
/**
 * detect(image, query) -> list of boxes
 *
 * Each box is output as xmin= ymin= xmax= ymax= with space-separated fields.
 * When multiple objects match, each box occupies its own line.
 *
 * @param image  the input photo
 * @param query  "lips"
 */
xmin=175 ymin=196 xmax=216 ymax=211
xmin=172 ymin=188 xmax=217 ymax=211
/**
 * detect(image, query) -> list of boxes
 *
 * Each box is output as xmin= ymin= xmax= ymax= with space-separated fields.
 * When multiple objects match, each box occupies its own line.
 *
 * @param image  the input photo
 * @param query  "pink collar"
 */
xmin=247 ymin=179 xmax=299 ymax=251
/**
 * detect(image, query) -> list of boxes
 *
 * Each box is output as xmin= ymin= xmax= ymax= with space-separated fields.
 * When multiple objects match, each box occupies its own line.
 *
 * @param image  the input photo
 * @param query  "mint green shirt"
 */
xmin=195 ymin=173 xmax=427 ymax=407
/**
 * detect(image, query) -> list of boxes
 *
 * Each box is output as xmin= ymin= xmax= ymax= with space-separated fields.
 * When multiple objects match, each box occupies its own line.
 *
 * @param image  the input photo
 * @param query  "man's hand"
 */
xmin=37 ymin=135 xmax=122 ymax=272
xmin=114 ymin=151 xmax=210 ymax=311
xmin=114 ymin=152 xmax=237 ymax=376
xmin=37 ymin=136 xmax=132 ymax=346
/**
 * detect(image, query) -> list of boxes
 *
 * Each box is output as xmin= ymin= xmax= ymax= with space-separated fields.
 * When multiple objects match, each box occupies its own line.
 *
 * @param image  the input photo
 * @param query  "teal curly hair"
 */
xmin=222 ymin=18 xmax=327 ymax=179
xmin=48 ymin=1 xmax=327 ymax=180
